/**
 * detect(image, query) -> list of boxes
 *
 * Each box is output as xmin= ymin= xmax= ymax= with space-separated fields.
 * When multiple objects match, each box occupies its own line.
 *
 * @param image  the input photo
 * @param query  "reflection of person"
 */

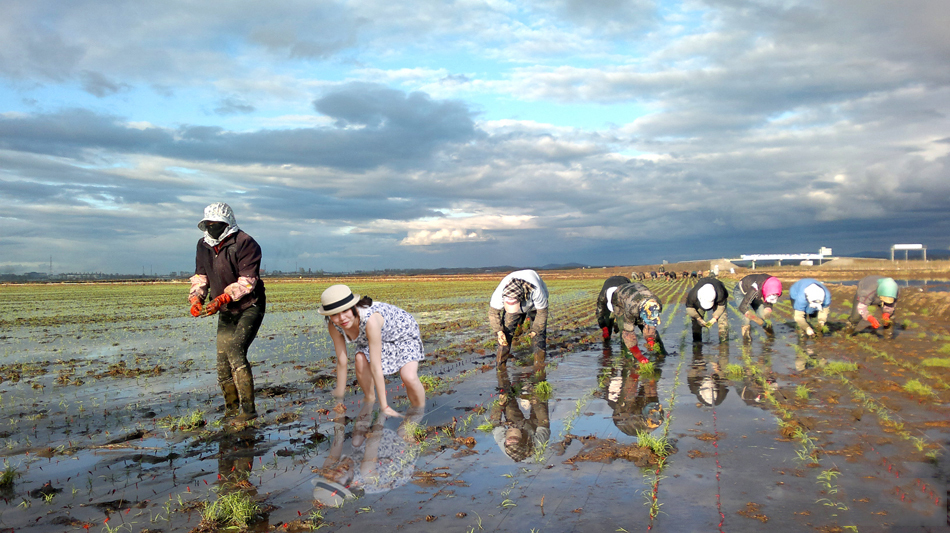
xmin=789 ymin=278 xmax=831 ymax=337
xmin=687 ymin=345 xmax=729 ymax=406
xmin=734 ymin=274 xmax=783 ymax=341
xmin=604 ymin=361 xmax=664 ymax=435
xmin=596 ymin=276 xmax=630 ymax=340
xmin=611 ymin=283 xmax=663 ymax=363
xmin=848 ymin=276 xmax=899 ymax=334
xmin=490 ymin=370 xmax=550 ymax=462
xmin=311 ymin=416 xmax=418 ymax=506
xmin=217 ymin=433 xmax=256 ymax=495
xmin=319 ymin=285 xmax=425 ymax=418
xmin=189 ymin=202 xmax=265 ymax=422
xmin=489 ymin=270 xmax=549 ymax=369
xmin=685 ymin=278 xmax=729 ymax=342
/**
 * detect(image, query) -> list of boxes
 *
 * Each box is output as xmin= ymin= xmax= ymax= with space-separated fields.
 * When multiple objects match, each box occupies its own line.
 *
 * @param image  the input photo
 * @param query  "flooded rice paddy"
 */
xmin=0 ymin=272 xmax=948 ymax=532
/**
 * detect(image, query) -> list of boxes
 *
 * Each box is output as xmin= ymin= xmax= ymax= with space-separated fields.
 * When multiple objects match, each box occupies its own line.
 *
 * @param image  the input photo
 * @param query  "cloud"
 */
xmin=213 ymin=96 xmax=256 ymax=115
xmin=401 ymin=229 xmax=489 ymax=246
xmin=79 ymin=70 xmax=130 ymax=97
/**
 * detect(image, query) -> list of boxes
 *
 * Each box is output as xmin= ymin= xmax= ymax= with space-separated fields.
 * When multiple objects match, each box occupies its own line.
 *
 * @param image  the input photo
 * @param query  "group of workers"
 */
xmin=187 ymin=202 xmax=903 ymax=426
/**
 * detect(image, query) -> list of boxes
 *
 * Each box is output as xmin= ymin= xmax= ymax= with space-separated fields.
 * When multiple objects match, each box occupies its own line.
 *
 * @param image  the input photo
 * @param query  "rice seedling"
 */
xmin=795 ymin=385 xmax=811 ymax=401
xmin=533 ymin=381 xmax=552 ymax=400
xmin=902 ymin=379 xmax=935 ymax=398
xmin=724 ymin=364 xmax=744 ymax=380
xmin=157 ymin=408 xmax=206 ymax=431
xmin=921 ymin=358 xmax=950 ymax=368
xmin=635 ymin=430 xmax=672 ymax=458
xmin=937 ymin=344 xmax=950 ymax=355
xmin=200 ymin=489 xmax=260 ymax=530
xmin=0 ymin=460 xmax=17 ymax=488
xmin=823 ymin=361 xmax=858 ymax=376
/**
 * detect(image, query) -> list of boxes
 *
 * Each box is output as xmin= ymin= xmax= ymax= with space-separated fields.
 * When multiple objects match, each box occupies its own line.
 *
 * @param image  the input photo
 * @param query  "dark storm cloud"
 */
xmin=251 ymin=185 xmax=443 ymax=223
xmin=79 ymin=70 xmax=130 ymax=98
xmin=0 ymin=84 xmax=478 ymax=170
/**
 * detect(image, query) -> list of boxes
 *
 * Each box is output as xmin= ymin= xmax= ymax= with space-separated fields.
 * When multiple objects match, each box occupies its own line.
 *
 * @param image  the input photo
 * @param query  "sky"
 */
xmin=1 ymin=0 xmax=949 ymax=275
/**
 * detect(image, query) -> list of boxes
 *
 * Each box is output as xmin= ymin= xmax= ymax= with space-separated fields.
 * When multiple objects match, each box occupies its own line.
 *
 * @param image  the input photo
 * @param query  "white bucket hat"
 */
xmin=318 ymin=285 xmax=361 ymax=316
xmin=311 ymin=478 xmax=355 ymax=507
xmin=197 ymin=202 xmax=237 ymax=231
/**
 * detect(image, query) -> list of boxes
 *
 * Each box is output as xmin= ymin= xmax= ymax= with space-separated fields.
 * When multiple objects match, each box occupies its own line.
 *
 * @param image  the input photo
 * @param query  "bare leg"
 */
xmin=399 ymin=361 xmax=426 ymax=409
xmin=354 ymin=352 xmax=376 ymax=405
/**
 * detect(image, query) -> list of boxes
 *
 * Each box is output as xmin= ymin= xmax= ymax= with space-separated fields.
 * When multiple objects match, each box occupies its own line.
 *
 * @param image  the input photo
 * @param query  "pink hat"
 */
xmin=762 ymin=276 xmax=783 ymax=298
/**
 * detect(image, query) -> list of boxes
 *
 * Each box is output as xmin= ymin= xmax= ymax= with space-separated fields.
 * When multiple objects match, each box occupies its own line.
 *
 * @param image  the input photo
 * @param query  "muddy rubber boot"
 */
xmin=763 ymin=321 xmax=774 ymax=336
xmin=852 ymin=320 xmax=871 ymax=335
xmin=232 ymin=367 xmax=257 ymax=423
xmin=220 ymin=380 xmax=240 ymax=419
xmin=741 ymin=325 xmax=752 ymax=343
xmin=496 ymin=344 xmax=511 ymax=369
xmin=532 ymin=349 xmax=546 ymax=373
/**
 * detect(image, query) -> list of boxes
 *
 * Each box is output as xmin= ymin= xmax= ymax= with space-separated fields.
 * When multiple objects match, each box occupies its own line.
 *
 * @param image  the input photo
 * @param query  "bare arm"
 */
xmin=327 ymin=323 xmax=349 ymax=405
xmin=366 ymin=313 xmax=402 ymax=417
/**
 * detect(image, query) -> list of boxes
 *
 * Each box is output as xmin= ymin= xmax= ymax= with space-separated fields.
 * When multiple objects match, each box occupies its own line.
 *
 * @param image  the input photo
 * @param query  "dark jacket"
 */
xmin=596 ymin=276 xmax=630 ymax=327
xmin=685 ymin=278 xmax=728 ymax=312
xmin=195 ymin=230 xmax=265 ymax=313
xmin=735 ymin=273 xmax=773 ymax=313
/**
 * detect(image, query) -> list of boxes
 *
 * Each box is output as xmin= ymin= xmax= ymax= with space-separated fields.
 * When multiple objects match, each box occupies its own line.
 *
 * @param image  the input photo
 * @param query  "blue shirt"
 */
xmin=789 ymin=278 xmax=831 ymax=314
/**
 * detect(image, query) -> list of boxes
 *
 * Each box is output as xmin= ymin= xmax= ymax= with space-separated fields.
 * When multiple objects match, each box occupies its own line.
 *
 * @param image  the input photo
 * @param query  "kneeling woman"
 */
xmin=319 ymin=285 xmax=425 ymax=417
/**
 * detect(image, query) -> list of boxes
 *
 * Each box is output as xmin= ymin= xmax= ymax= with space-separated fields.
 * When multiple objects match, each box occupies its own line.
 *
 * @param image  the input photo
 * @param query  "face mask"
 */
xmin=765 ymin=295 xmax=778 ymax=304
xmin=206 ymin=222 xmax=228 ymax=239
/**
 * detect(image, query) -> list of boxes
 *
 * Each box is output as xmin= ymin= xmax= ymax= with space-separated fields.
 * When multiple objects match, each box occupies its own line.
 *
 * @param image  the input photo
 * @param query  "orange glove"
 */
xmin=189 ymin=296 xmax=203 ymax=317
xmin=882 ymin=313 xmax=891 ymax=326
xmin=203 ymin=294 xmax=232 ymax=316
xmin=602 ymin=327 xmax=610 ymax=339
xmin=867 ymin=315 xmax=880 ymax=329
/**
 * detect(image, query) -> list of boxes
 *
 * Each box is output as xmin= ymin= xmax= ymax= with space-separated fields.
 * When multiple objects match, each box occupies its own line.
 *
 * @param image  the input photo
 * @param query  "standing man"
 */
xmin=610 ymin=283 xmax=663 ymax=364
xmin=596 ymin=276 xmax=630 ymax=341
xmin=789 ymin=278 xmax=831 ymax=337
xmin=685 ymin=278 xmax=729 ymax=342
xmin=734 ymin=274 xmax=783 ymax=341
xmin=189 ymin=203 xmax=265 ymax=422
xmin=489 ymin=270 xmax=549 ymax=369
xmin=848 ymin=276 xmax=899 ymax=334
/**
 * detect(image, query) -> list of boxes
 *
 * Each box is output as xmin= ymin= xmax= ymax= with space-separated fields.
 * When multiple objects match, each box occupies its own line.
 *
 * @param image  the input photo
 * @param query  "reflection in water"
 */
xmin=217 ymin=432 xmax=258 ymax=495
xmin=603 ymin=358 xmax=665 ymax=435
xmin=736 ymin=342 xmax=777 ymax=407
xmin=688 ymin=344 xmax=730 ymax=406
xmin=311 ymin=408 xmax=421 ymax=506
xmin=490 ymin=368 xmax=550 ymax=462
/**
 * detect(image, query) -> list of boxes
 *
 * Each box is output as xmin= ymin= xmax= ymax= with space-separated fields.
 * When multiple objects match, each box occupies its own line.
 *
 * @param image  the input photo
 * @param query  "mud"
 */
xmin=0 ymin=269 xmax=948 ymax=532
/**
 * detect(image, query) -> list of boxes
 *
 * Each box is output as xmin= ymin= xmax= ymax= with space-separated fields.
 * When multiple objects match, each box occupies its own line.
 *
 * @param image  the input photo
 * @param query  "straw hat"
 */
xmin=318 ymin=285 xmax=361 ymax=315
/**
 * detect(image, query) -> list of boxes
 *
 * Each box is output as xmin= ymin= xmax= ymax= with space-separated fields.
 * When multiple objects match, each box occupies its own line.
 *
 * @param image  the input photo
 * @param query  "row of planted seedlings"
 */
xmin=750 ymin=295 xmax=938 ymax=520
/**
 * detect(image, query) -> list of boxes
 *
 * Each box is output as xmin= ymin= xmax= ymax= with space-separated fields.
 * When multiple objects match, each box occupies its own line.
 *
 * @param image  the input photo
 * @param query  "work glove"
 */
xmin=882 ymin=313 xmax=891 ymax=327
xmin=602 ymin=327 xmax=610 ymax=339
xmin=646 ymin=337 xmax=656 ymax=351
xmin=745 ymin=311 xmax=764 ymax=326
xmin=805 ymin=327 xmax=815 ymax=337
xmin=528 ymin=330 xmax=537 ymax=338
xmin=630 ymin=346 xmax=650 ymax=365
xmin=189 ymin=296 xmax=204 ymax=317
xmin=696 ymin=318 xmax=708 ymax=328
xmin=867 ymin=315 xmax=881 ymax=329
xmin=496 ymin=331 xmax=508 ymax=347
xmin=202 ymin=294 xmax=232 ymax=316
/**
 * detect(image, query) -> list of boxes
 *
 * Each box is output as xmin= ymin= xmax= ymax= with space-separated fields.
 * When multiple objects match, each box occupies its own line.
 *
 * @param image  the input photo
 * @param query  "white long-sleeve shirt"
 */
xmin=489 ymin=270 xmax=549 ymax=311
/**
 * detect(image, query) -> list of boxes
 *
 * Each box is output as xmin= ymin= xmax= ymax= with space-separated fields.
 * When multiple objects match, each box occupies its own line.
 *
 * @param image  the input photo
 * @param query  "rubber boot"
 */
xmin=496 ymin=344 xmax=511 ymax=369
xmin=533 ymin=349 xmax=546 ymax=373
xmin=741 ymin=325 xmax=752 ymax=343
xmin=232 ymin=367 xmax=257 ymax=423
xmin=763 ymin=321 xmax=774 ymax=336
xmin=220 ymin=380 xmax=240 ymax=419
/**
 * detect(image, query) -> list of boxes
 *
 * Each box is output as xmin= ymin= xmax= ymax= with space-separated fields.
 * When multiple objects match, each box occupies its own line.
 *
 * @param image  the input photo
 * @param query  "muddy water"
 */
xmin=0 ymin=279 xmax=947 ymax=532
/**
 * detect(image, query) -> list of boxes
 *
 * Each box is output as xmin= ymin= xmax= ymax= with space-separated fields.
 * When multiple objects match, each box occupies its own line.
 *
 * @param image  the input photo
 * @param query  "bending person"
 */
xmin=848 ymin=276 xmax=898 ymax=334
xmin=789 ymin=278 xmax=831 ymax=337
xmin=596 ymin=276 xmax=630 ymax=340
xmin=611 ymin=282 xmax=663 ymax=364
xmin=319 ymin=285 xmax=425 ymax=418
xmin=734 ymin=274 xmax=783 ymax=342
xmin=189 ymin=202 xmax=265 ymax=422
xmin=685 ymin=278 xmax=729 ymax=343
xmin=489 ymin=270 xmax=549 ymax=368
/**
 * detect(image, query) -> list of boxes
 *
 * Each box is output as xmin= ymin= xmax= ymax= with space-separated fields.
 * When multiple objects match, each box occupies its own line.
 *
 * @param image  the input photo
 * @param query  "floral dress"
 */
xmin=335 ymin=302 xmax=425 ymax=375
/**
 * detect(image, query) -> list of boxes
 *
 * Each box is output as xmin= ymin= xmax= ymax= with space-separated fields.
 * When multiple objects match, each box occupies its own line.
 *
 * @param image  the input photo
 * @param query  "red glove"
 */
xmin=630 ymin=346 xmax=649 ymax=365
xmin=189 ymin=296 xmax=203 ymax=317
xmin=602 ymin=327 xmax=610 ymax=339
xmin=203 ymin=294 xmax=232 ymax=316
xmin=646 ymin=337 xmax=656 ymax=351
xmin=867 ymin=315 xmax=881 ymax=329
xmin=882 ymin=313 xmax=891 ymax=326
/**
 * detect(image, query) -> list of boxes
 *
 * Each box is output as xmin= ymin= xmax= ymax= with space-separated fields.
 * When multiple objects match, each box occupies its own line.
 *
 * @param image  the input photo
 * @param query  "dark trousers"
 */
xmin=500 ymin=309 xmax=547 ymax=353
xmin=216 ymin=297 xmax=265 ymax=386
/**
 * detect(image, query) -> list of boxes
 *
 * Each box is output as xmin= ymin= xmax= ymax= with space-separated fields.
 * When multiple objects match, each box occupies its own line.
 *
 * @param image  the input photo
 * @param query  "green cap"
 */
xmin=877 ymin=277 xmax=898 ymax=299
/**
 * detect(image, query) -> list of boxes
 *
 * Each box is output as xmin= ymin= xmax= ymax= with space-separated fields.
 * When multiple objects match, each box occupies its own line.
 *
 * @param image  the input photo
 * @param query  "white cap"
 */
xmin=697 ymin=284 xmax=716 ymax=310
xmin=803 ymin=283 xmax=825 ymax=310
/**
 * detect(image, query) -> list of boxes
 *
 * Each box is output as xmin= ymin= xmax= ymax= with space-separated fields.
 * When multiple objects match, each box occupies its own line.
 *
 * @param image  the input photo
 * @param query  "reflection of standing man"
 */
xmin=848 ymin=276 xmax=899 ymax=334
xmin=489 ymin=270 xmax=549 ymax=369
xmin=596 ymin=276 xmax=630 ymax=340
xmin=685 ymin=278 xmax=729 ymax=343
xmin=189 ymin=202 xmax=265 ymax=422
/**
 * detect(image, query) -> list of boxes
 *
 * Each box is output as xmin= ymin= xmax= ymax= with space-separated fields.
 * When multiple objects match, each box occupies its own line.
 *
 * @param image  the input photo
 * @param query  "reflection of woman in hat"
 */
xmin=311 ymin=417 xmax=418 ymax=506
xmin=188 ymin=202 xmax=265 ymax=422
xmin=319 ymin=285 xmax=425 ymax=418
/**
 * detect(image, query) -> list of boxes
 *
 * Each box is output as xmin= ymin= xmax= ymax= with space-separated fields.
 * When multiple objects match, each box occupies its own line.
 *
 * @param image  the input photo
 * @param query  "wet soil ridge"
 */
xmin=0 ymin=267 xmax=947 ymax=531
